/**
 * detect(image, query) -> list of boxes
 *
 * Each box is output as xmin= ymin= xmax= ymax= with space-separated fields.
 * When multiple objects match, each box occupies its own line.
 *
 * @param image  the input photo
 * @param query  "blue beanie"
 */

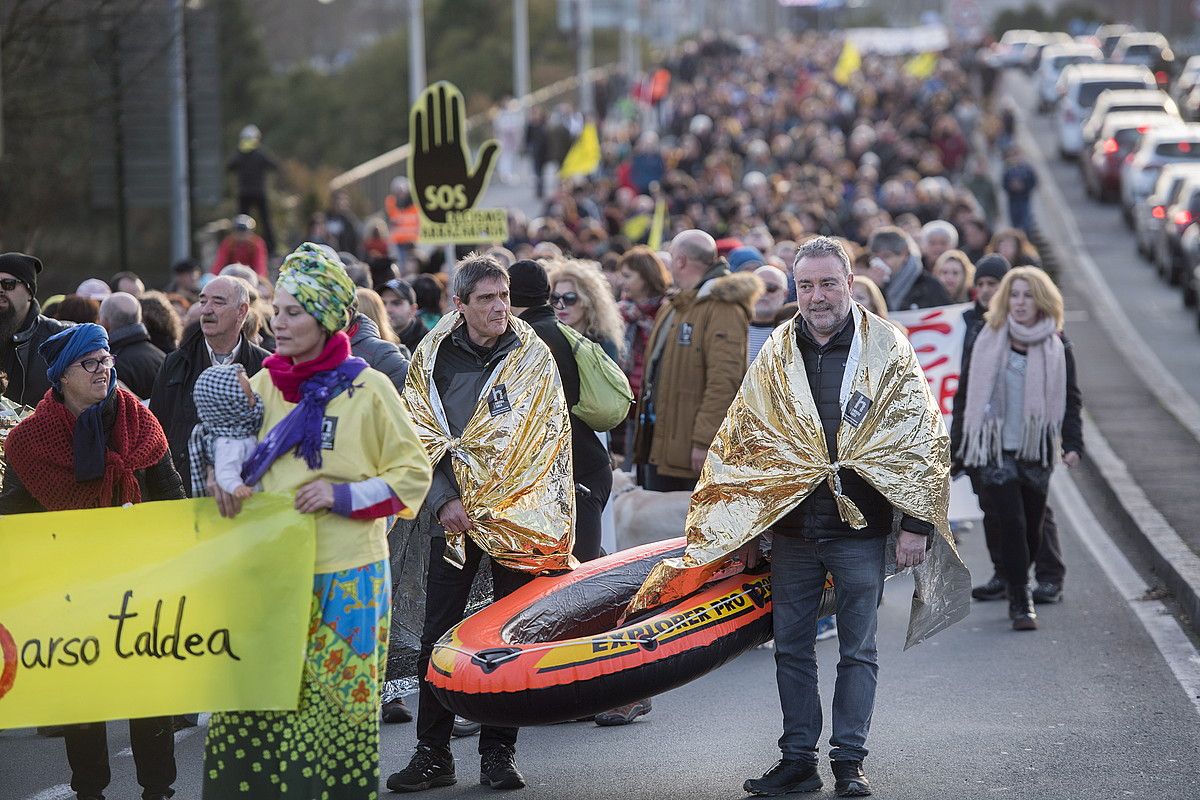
xmin=727 ymin=246 xmax=765 ymax=272
xmin=40 ymin=323 xmax=111 ymax=390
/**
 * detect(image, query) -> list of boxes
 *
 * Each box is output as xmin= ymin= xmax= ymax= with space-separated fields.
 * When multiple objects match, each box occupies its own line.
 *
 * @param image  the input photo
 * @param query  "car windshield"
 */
xmin=1080 ymin=81 xmax=1151 ymax=107
xmin=1053 ymin=55 xmax=1095 ymax=69
xmin=1126 ymin=44 xmax=1161 ymax=58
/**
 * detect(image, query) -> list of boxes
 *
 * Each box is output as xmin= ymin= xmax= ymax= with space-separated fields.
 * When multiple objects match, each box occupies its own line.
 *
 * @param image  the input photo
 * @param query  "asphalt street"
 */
xmin=4 ymin=487 xmax=1199 ymax=800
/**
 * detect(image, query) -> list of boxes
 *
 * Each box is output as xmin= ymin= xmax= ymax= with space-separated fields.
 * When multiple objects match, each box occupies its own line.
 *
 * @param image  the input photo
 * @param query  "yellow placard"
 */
xmin=0 ymin=494 xmax=316 ymax=728
xmin=418 ymin=208 xmax=510 ymax=245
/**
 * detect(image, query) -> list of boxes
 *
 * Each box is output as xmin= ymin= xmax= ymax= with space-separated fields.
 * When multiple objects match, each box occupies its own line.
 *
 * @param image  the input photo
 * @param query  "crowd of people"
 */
xmin=0 ymin=29 xmax=1085 ymax=800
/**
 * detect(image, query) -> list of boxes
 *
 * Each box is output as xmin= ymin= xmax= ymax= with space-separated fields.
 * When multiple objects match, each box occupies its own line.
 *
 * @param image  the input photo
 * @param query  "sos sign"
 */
xmin=407 ymin=81 xmax=507 ymax=244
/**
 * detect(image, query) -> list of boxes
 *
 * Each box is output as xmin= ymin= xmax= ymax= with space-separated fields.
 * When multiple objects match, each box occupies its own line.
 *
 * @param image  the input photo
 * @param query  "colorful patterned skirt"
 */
xmin=203 ymin=560 xmax=391 ymax=800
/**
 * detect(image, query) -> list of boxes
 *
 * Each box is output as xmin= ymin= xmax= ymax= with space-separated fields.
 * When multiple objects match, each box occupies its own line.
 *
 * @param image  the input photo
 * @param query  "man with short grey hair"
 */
xmin=150 ymin=276 xmax=268 ymax=492
xmin=867 ymin=225 xmax=951 ymax=311
xmin=390 ymin=253 xmax=571 ymax=793
xmin=99 ymin=292 xmax=165 ymax=400
xmin=744 ymin=235 xmax=940 ymax=798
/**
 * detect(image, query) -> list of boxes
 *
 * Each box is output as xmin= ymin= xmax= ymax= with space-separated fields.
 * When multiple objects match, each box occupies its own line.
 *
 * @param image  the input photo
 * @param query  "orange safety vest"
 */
xmin=386 ymin=195 xmax=421 ymax=245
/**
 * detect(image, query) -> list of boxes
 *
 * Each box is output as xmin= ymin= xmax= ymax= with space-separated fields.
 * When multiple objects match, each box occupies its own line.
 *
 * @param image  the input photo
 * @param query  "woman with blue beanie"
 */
xmin=0 ymin=322 xmax=185 ymax=800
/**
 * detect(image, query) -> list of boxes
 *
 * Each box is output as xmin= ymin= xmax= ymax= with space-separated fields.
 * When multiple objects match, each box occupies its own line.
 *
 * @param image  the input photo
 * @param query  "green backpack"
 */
xmin=556 ymin=322 xmax=634 ymax=432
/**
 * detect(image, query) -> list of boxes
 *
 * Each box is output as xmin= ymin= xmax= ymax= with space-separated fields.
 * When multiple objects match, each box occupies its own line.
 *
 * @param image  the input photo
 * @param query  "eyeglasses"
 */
xmin=0 ymin=278 xmax=23 ymax=292
xmin=550 ymin=291 xmax=579 ymax=308
xmin=75 ymin=355 xmax=116 ymax=374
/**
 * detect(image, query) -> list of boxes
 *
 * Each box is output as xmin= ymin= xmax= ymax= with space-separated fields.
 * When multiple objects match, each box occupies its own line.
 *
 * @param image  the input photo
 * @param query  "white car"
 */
xmin=1037 ymin=43 xmax=1102 ymax=112
xmin=1080 ymin=89 xmax=1179 ymax=150
xmin=1134 ymin=163 xmax=1200 ymax=258
xmin=1121 ymin=124 xmax=1200 ymax=226
xmin=1173 ymin=55 xmax=1200 ymax=104
xmin=1056 ymin=64 xmax=1157 ymax=158
xmin=994 ymin=29 xmax=1046 ymax=68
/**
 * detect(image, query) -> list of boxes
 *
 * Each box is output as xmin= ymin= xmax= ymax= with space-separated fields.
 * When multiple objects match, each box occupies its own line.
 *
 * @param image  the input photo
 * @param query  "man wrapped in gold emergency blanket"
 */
xmin=403 ymin=311 xmax=578 ymax=574
xmin=627 ymin=304 xmax=971 ymax=648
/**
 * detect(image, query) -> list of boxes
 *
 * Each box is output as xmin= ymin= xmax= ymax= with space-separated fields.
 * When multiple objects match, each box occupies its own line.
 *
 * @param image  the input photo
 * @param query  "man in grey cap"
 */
xmin=0 ymin=252 xmax=71 ymax=406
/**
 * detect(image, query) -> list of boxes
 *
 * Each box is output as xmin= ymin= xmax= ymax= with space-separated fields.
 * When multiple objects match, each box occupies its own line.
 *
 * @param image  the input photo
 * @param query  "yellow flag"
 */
xmin=833 ymin=41 xmax=862 ymax=86
xmin=559 ymin=122 xmax=601 ymax=178
xmin=647 ymin=198 xmax=667 ymax=250
xmin=0 ymin=495 xmax=316 ymax=728
xmin=904 ymin=52 xmax=938 ymax=80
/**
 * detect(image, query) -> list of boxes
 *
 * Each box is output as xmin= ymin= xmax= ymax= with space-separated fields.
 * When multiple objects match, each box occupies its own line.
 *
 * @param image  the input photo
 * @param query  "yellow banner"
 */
xmin=0 ymin=494 xmax=316 ymax=728
xmin=559 ymin=122 xmax=601 ymax=178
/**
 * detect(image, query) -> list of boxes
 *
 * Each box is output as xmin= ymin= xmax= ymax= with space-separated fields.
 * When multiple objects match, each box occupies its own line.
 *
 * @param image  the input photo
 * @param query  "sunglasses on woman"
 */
xmin=551 ymin=291 xmax=579 ymax=308
xmin=76 ymin=355 xmax=116 ymax=374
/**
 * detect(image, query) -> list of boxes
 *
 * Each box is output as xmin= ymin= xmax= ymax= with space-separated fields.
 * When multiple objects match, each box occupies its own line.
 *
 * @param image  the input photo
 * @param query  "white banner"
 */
xmin=892 ymin=302 xmax=980 ymax=521
xmin=892 ymin=302 xmax=972 ymax=422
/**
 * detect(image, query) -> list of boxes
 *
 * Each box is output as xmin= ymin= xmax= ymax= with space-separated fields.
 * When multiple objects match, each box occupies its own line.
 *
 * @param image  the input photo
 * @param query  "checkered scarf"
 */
xmin=187 ymin=363 xmax=264 ymax=497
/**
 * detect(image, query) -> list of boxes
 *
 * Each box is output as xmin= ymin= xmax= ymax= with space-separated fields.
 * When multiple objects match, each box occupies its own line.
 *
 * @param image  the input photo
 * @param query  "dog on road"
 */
xmin=611 ymin=469 xmax=692 ymax=551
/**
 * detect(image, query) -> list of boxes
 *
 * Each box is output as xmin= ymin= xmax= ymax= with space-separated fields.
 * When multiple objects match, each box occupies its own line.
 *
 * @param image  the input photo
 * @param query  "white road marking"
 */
xmin=1051 ymin=471 xmax=1200 ymax=715
xmin=25 ymin=786 xmax=74 ymax=800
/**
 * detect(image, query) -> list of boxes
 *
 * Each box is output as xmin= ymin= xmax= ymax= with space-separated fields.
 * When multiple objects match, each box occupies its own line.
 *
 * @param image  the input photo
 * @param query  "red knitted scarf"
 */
xmin=6 ymin=388 xmax=168 ymax=510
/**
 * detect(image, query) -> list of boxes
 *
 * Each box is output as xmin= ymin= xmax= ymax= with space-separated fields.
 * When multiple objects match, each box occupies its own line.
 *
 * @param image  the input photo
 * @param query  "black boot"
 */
xmin=743 ymin=760 xmax=822 ymax=796
xmin=971 ymin=574 xmax=1007 ymax=601
xmin=1008 ymin=585 xmax=1038 ymax=631
xmin=386 ymin=744 xmax=456 ymax=792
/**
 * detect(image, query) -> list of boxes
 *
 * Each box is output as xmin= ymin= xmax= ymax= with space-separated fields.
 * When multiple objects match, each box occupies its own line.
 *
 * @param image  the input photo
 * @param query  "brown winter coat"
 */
xmin=633 ymin=270 xmax=761 ymax=478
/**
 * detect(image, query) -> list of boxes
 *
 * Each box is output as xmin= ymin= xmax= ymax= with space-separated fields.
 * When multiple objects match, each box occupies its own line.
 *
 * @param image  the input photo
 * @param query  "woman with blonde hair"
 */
xmin=354 ymin=287 xmax=399 ymax=344
xmin=546 ymin=259 xmax=626 ymax=360
xmin=851 ymin=274 xmax=907 ymax=336
xmin=950 ymin=266 xmax=1082 ymax=632
xmin=933 ymin=249 xmax=976 ymax=303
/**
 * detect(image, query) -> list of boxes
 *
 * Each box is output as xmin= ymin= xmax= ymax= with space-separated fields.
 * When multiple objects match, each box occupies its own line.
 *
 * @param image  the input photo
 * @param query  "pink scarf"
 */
xmin=959 ymin=314 xmax=1066 ymax=467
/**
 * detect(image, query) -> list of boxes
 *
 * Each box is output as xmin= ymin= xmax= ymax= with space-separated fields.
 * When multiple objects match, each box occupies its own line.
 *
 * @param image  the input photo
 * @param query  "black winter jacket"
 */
xmin=518 ymin=305 xmax=611 ymax=479
xmin=1 ymin=301 xmax=71 ymax=407
xmin=108 ymin=323 xmax=166 ymax=400
xmin=894 ymin=269 xmax=953 ymax=312
xmin=773 ymin=316 xmax=933 ymax=540
xmin=148 ymin=328 xmax=269 ymax=495
xmin=349 ymin=313 xmax=410 ymax=395
xmin=950 ymin=329 xmax=1084 ymax=467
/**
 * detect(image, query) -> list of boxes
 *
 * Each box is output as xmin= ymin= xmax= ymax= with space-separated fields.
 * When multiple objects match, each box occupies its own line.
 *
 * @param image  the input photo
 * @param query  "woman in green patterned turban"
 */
xmin=274 ymin=242 xmax=358 ymax=334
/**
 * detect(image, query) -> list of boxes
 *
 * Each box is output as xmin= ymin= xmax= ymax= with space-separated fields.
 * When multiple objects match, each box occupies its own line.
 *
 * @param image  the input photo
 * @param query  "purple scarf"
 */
xmin=241 ymin=358 xmax=368 ymax=486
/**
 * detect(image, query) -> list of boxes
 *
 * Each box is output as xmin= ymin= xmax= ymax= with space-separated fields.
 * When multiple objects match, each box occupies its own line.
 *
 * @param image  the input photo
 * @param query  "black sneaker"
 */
xmin=743 ymin=760 xmax=822 ymax=796
xmin=480 ymin=745 xmax=525 ymax=790
xmin=971 ymin=575 xmax=1007 ymax=601
xmin=1032 ymin=581 xmax=1063 ymax=604
xmin=831 ymin=760 xmax=872 ymax=797
xmin=386 ymin=745 xmax=456 ymax=792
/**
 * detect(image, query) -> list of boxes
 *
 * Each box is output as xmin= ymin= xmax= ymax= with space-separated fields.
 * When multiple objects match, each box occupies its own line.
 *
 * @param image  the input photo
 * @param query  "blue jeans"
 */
xmin=771 ymin=534 xmax=887 ymax=765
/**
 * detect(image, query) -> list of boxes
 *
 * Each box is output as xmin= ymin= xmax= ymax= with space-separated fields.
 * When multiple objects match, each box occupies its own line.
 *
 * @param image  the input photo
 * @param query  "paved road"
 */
xmin=4 ymin=484 xmax=1198 ymax=799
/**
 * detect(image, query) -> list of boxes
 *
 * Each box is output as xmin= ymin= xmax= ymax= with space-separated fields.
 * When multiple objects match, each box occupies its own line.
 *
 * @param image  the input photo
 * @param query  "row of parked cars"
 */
xmin=999 ymin=25 xmax=1200 ymax=326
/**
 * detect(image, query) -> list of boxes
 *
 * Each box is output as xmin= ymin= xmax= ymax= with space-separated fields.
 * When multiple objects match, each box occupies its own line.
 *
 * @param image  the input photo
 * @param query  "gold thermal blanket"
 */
xmin=403 ymin=312 xmax=577 ymax=574
xmin=628 ymin=305 xmax=970 ymax=648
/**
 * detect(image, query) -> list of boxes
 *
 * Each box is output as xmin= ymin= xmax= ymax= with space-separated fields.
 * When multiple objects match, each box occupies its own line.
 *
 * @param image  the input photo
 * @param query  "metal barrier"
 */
xmin=328 ymin=64 xmax=620 ymax=210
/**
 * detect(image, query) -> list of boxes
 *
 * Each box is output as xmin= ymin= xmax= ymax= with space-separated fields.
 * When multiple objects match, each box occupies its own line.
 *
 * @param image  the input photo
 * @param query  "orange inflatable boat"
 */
xmin=425 ymin=538 xmax=780 ymax=727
